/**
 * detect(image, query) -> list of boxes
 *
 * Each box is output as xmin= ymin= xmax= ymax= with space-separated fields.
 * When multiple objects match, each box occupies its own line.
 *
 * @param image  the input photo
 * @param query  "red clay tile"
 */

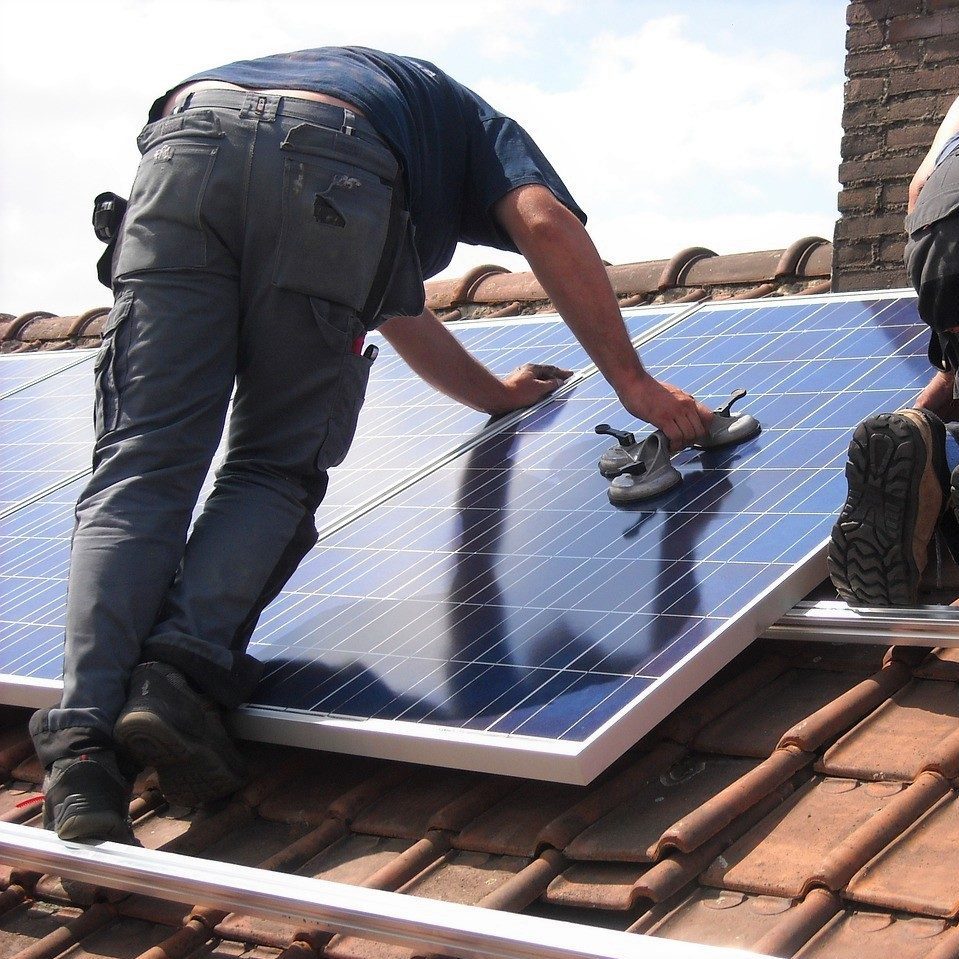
xmin=477 ymin=849 xmax=567 ymax=911
xmin=536 ymin=742 xmax=685 ymax=851
xmin=779 ymin=663 xmax=912 ymax=754
xmin=397 ymin=850 xmax=528 ymax=905
xmin=636 ymin=886 xmax=836 ymax=954
xmin=693 ymin=668 xmax=874 ymax=757
xmin=658 ymin=657 xmax=788 ymax=744
xmin=916 ymin=647 xmax=959 ymax=682
xmin=428 ymin=776 xmax=517 ymax=834
xmin=0 ymin=901 xmax=85 ymax=957
xmin=323 ymin=934 xmax=411 ymax=959
xmin=453 ymin=781 xmax=583 ymax=856
xmin=298 ymin=833 xmax=411 ymax=886
xmin=702 ymin=777 xmax=915 ymax=898
xmin=795 ymin=911 xmax=959 ymax=959
xmin=362 ymin=832 xmax=451 ymax=891
xmin=544 ymin=862 xmax=647 ymax=911
xmin=565 ymin=755 xmax=760 ymax=863
xmin=199 ymin=817 xmax=312 ymax=867
xmin=634 ymin=782 xmax=797 ymax=906
xmin=819 ymin=680 xmax=959 ymax=781
xmin=658 ymin=748 xmax=813 ymax=856
xmin=847 ymin=790 xmax=959 ymax=917
xmin=349 ymin=769 xmax=479 ymax=839
xmin=257 ymin=756 xmax=405 ymax=826
xmin=0 ymin=782 xmax=42 ymax=823
xmin=213 ymin=913 xmax=326 ymax=951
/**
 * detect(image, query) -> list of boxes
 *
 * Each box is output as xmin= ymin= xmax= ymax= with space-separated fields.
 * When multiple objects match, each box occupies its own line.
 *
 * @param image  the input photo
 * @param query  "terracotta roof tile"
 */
xmin=565 ymin=754 xmax=762 ymax=862
xmin=916 ymin=647 xmax=959 ymax=681
xmin=692 ymin=668 xmax=876 ymax=757
xmin=819 ymin=680 xmax=959 ymax=781
xmin=847 ymin=791 xmax=959 ymax=918
xmin=4 ymin=240 xmax=832 ymax=352
xmin=634 ymin=887 xmax=841 ymax=956
xmin=794 ymin=911 xmax=959 ymax=959
xmin=702 ymin=776 xmax=918 ymax=898
xmin=542 ymin=862 xmax=647 ymax=911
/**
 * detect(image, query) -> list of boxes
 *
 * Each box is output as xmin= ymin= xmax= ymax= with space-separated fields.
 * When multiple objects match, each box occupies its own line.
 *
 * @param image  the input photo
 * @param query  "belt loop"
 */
xmin=240 ymin=93 xmax=279 ymax=121
xmin=341 ymin=108 xmax=355 ymax=136
xmin=172 ymin=92 xmax=194 ymax=115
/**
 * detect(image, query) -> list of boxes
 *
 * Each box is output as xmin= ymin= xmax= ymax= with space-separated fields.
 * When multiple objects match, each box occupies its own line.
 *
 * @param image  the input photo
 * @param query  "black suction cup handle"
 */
xmin=715 ymin=388 xmax=747 ymax=418
xmin=594 ymin=423 xmax=636 ymax=447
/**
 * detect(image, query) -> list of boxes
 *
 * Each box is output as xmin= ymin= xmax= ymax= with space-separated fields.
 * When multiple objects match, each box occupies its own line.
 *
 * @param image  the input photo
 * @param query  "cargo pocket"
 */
xmin=94 ymin=291 xmax=134 ymax=436
xmin=312 ymin=302 xmax=374 ymax=470
xmin=114 ymin=112 xmax=223 ymax=278
xmin=273 ymin=134 xmax=394 ymax=310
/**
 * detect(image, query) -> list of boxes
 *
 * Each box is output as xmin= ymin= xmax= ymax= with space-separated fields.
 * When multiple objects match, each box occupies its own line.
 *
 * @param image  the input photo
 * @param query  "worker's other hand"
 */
xmin=908 ymin=155 xmax=937 ymax=213
xmin=620 ymin=376 xmax=714 ymax=451
xmin=915 ymin=368 xmax=959 ymax=419
xmin=492 ymin=363 xmax=573 ymax=414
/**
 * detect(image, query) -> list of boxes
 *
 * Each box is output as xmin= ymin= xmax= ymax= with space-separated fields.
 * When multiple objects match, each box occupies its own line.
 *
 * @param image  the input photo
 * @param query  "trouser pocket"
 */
xmin=114 ymin=111 xmax=224 ymax=277
xmin=273 ymin=123 xmax=396 ymax=312
xmin=93 ymin=291 xmax=134 ymax=436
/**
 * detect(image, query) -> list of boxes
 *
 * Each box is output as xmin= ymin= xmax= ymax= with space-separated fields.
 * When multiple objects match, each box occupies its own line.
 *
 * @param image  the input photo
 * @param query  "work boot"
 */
xmin=42 ymin=752 xmax=135 ymax=843
xmin=114 ymin=661 xmax=246 ymax=807
xmin=828 ymin=409 xmax=950 ymax=606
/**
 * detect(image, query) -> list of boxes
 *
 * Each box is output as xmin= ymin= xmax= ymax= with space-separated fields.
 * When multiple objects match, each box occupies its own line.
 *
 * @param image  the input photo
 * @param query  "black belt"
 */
xmin=173 ymin=89 xmax=384 ymax=145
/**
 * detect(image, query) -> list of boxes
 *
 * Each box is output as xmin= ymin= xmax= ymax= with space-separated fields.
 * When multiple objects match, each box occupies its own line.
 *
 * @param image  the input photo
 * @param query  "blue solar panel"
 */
xmin=0 ymin=352 xmax=91 ymax=400
xmin=0 ymin=308 xmax=679 ymax=702
xmin=0 ymin=294 xmax=932 ymax=782
xmin=319 ymin=308 xmax=681 ymax=526
xmin=235 ymin=294 xmax=930 ymax=780
xmin=0 ymin=357 xmax=95 ymax=512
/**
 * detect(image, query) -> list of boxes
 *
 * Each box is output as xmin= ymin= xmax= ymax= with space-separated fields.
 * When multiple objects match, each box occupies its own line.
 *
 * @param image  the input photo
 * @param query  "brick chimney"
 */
xmin=834 ymin=0 xmax=959 ymax=292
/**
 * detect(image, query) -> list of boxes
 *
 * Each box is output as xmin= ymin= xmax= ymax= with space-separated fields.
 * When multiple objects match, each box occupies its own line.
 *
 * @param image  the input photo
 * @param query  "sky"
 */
xmin=0 ymin=0 xmax=847 ymax=317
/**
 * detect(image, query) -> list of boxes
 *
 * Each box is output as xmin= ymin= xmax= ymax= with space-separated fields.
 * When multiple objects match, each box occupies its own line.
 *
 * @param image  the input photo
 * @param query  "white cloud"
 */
xmin=0 ymin=3 xmax=842 ymax=314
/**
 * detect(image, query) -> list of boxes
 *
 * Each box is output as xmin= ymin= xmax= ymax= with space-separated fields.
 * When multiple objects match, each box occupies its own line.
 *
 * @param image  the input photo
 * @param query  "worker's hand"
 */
xmin=619 ymin=376 xmax=714 ymax=451
xmin=915 ymin=368 xmax=959 ymax=418
xmin=908 ymin=154 xmax=937 ymax=213
xmin=491 ymin=363 xmax=573 ymax=414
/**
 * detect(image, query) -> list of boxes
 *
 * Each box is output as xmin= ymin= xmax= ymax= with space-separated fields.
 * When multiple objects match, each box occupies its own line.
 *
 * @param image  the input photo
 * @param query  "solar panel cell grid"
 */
xmin=244 ymin=296 xmax=931 ymax=774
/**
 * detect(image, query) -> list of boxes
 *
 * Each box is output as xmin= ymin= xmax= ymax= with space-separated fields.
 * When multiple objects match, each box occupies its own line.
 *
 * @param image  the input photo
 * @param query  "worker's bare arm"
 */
xmin=910 ymin=94 xmax=959 ymax=212
xmin=378 ymin=305 xmax=572 ymax=415
xmin=493 ymin=184 xmax=712 ymax=449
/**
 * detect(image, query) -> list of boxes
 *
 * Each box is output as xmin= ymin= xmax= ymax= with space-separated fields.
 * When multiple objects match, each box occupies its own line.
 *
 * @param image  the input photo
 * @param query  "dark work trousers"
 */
xmin=32 ymin=92 xmax=406 ymax=764
xmin=905 ymin=149 xmax=959 ymax=340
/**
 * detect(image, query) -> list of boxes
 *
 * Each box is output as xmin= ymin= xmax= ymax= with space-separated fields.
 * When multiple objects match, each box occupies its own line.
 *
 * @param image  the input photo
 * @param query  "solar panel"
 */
xmin=0 ymin=356 xmax=95 ymax=513
xmin=319 ymin=307 xmax=683 ymax=529
xmin=230 ymin=292 xmax=931 ymax=783
xmin=0 ymin=352 xmax=92 ymax=400
xmin=0 ymin=294 xmax=930 ymax=782
xmin=0 ymin=308 xmax=681 ymax=709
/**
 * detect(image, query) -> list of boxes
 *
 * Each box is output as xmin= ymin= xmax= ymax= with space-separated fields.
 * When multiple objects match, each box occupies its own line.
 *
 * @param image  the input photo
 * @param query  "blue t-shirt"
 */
xmin=150 ymin=46 xmax=586 ymax=279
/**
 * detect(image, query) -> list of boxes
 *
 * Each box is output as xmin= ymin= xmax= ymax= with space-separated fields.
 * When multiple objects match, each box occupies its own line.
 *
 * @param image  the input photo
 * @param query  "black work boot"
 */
xmin=42 ymin=752 xmax=135 ymax=843
xmin=828 ymin=409 xmax=950 ymax=606
xmin=114 ymin=662 xmax=246 ymax=806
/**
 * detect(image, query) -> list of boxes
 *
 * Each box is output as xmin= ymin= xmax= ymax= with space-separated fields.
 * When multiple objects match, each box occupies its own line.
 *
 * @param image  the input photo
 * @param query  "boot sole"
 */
xmin=114 ymin=710 xmax=245 ymax=807
xmin=53 ymin=793 xmax=133 ymax=843
xmin=827 ymin=412 xmax=945 ymax=606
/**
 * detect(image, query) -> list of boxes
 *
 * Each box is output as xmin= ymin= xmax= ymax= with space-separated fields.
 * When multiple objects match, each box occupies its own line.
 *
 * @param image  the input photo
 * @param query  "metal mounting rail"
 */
xmin=0 ymin=823 xmax=768 ymax=959
xmin=765 ymin=600 xmax=959 ymax=647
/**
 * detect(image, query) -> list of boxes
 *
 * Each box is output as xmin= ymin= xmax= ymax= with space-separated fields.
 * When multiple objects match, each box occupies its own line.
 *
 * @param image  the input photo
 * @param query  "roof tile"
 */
xmin=565 ymin=754 xmax=759 ymax=863
xmin=544 ymin=862 xmax=647 ymax=911
xmin=819 ymin=679 xmax=959 ymax=781
xmin=847 ymin=791 xmax=959 ymax=917
xmin=635 ymin=886 xmax=839 ymax=955
xmin=794 ymin=911 xmax=959 ymax=959
xmin=702 ymin=776 xmax=917 ymax=898
xmin=692 ymin=668 xmax=876 ymax=757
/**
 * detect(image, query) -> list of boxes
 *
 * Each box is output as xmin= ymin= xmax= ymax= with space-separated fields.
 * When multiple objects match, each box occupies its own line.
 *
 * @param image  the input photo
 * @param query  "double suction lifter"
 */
xmin=594 ymin=388 xmax=761 ymax=504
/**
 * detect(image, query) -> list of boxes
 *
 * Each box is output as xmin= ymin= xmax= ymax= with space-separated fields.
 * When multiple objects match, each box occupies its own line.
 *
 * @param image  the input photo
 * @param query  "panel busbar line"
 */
xmin=0 ymin=355 xmax=96 ymax=515
xmin=0 ymin=307 xmax=684 ymax=712
xmin=225 ymin=291 xmax=932 ymax=783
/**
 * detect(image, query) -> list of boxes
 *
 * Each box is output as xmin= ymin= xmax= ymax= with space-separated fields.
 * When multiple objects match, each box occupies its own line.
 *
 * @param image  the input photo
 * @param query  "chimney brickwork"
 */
xmin=835 ymin=0 xmax=959 ymax=292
